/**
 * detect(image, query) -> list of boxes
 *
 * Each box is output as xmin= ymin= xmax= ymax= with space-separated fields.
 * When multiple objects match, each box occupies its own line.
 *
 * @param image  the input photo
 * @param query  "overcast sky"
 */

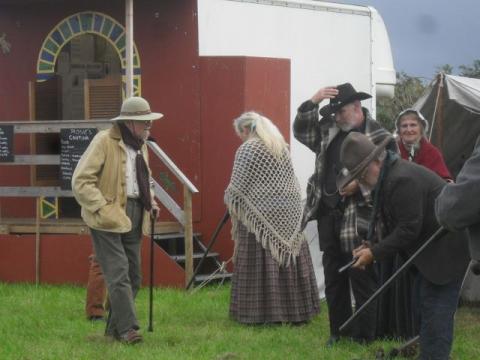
xmin=333 ymin=0 xmax=480 ymax=81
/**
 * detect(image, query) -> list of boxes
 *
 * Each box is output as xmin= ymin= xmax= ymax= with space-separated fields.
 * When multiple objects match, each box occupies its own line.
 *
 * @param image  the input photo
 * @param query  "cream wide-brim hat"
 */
xmin=111 ymin=96 xmax=164 ymax=122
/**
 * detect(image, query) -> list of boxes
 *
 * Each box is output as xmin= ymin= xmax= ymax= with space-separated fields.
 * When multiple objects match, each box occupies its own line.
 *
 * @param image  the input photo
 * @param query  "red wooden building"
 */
xmin=0 ymin=0 xmax=290 ymax=287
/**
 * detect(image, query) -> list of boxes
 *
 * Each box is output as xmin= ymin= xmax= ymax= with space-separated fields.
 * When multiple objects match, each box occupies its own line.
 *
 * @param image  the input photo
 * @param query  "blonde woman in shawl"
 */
xmin=225 ymin=111 xmax=320 ymax=324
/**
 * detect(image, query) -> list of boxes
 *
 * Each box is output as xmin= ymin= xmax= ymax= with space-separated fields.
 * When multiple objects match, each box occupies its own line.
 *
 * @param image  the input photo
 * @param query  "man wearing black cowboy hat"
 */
xmin=339 ymin=132 xmax=469 ymax=360
xmin=293 ymin=83 xmax=396 ymax=345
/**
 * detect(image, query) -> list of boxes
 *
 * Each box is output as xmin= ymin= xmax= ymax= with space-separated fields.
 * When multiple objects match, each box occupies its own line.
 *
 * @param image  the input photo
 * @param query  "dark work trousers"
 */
xmin=413 ymin=272 xmax=464 ymax=360
xmin=90 ymin=198 xmax=144 ymax=338
xmin=85 ymin=254 xmax=107 ymax=318
xmin=317 ymin=210 xmax=378 ymax=340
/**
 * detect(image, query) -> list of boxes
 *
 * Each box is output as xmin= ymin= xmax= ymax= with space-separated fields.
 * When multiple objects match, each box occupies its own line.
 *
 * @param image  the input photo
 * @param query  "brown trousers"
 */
xmin=86 ymin=254 xmax=107 ymax=318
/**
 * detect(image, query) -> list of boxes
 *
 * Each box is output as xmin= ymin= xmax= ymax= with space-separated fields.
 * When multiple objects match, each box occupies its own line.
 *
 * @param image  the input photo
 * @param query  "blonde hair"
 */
xmin=233 ymin=111 xmax=288 ymax=158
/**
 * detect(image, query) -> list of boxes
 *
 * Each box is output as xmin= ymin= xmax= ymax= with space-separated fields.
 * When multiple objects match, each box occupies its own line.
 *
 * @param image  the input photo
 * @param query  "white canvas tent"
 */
xmin=414 ymin=74 xmax=480 ymax=176
xmin=414 ymin=73 xmax=480 ymax=303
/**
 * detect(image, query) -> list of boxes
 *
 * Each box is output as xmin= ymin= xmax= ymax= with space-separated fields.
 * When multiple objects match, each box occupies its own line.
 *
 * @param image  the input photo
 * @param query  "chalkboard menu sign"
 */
xmin=60 ymin=128 xmax=97 ymax=190
xmin=0 ymin=125 xmax=14 ymax=162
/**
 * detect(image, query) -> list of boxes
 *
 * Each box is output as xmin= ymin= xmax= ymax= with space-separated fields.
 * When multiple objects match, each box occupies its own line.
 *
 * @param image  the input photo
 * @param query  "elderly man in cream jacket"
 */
xmin=72 ymin=96 xmax=161 ymax=344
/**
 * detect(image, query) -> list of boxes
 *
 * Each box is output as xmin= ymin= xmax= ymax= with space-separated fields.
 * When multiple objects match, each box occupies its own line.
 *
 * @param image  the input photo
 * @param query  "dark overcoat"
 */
xmin=371 ymin=159 xmax=469 ymax=285
xmin=436 ymin=144 xmax=480 ymax=260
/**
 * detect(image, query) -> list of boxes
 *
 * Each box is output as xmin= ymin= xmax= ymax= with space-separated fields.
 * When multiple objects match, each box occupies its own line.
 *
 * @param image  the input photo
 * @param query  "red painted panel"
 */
xmin=0 ymin=235 xmax=36 ymax=282
xmin=40 ymin=235 xmax=92 ymax=285
xmin=133 ymin=1 xmax=202 ymax=222
xmin=244 ymin=57 xmax=291 ymax=142
xmin=0 ymin=166 xmax=36 ymax=218
xmin=0 ymin=233 xmax=185 ymax=287
xmin=197 ymin=57 xmax=247 ymax=269
xmin=198 ymin=56 xmax=291 ymax=270
xmin=39 ymin=234 xmax=186 ymax=287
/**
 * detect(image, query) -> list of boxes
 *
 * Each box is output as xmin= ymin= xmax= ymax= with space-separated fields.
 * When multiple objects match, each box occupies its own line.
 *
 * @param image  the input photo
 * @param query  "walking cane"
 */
xmin=148 ymin=210 xmax=157 ymax=332
xmin=186 ymin=210 xmax=230 ymax=290
xmin=339 ymin=226 xmax=448 ymax=333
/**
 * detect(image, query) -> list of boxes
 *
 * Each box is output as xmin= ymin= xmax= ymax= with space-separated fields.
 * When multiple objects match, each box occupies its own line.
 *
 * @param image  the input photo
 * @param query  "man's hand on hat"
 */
xmin=311 ymin=87 xmax=339 ymax=104
xmin=351 ymin=246 xmax=374 ymax=270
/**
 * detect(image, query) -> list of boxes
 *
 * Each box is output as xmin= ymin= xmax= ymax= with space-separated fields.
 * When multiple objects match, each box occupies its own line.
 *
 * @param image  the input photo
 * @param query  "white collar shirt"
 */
xmin=125 ymin=145 xmax=140 ymax=198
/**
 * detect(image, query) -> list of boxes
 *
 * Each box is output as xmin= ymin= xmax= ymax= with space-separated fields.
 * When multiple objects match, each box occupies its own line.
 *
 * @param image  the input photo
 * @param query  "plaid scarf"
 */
xmin=366 ymin=151 xmax=399 ymax=243
xmin=118 ymin=123 xmax=152 ymax=211
xmin=294 ymin=105 xmax=396 ymax=252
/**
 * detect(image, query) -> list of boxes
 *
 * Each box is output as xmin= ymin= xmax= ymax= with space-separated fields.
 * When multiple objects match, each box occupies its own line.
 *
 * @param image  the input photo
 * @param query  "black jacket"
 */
xmin=436 ymin=143 xmax=480 ymax=261
xmin=371 ymin=159 xmax=469 ymax=285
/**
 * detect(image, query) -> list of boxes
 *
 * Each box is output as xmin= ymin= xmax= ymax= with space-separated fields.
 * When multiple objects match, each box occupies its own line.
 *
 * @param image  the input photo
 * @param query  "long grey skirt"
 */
xmin=230 ymin=222 xmax=320 ymax=324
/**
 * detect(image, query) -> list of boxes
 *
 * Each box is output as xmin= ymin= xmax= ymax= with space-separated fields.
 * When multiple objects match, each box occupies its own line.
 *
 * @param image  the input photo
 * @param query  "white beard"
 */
xmin=337 ymin=123 xmax=355 ymax=132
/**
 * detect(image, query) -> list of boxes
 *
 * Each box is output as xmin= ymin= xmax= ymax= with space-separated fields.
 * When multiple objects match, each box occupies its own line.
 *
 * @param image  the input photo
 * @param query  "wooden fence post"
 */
xmin=35 ymin=197 xmax=40 ymax=285
xmin=183 ymin=185 xmax=193 ymax=287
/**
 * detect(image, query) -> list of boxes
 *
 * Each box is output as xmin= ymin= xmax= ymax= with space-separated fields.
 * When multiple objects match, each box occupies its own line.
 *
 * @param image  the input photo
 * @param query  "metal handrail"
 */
xmin=147 ymin=140 xmax=199 ymax=194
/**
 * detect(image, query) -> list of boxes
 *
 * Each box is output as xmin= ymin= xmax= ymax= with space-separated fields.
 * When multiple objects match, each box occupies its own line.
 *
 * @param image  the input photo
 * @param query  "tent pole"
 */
xmin=429 ymin=72 xmax=445 ymax=143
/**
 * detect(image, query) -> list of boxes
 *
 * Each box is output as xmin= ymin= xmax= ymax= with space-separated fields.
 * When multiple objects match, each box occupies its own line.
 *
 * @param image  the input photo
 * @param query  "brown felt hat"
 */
xmin=337 ymin=132 xmax=392 ymax=191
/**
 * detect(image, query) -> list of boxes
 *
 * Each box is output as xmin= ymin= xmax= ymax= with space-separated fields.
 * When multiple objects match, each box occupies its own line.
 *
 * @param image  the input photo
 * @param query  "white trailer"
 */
xmin=197 ymin=0 xmax=396 ymax=295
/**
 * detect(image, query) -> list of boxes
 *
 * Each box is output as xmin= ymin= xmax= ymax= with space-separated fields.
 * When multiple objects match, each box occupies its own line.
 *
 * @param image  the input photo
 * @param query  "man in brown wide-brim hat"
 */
xmin=73 ymin=96 xmax=162 ymax=345
xmin=339 ymin=132 xmax=469 ymax=360
xmin=293 ymin=82 xmax=396 ymax=345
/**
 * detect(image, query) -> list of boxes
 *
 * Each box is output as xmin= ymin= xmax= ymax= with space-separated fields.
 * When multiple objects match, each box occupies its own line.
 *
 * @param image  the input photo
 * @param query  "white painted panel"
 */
xmin=198 ymin=0 xmax=373 ymax=196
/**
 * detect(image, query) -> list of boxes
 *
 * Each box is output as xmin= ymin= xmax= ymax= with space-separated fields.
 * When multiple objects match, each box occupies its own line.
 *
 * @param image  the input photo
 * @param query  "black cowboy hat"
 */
xmin=336 ymin=132 xmax=392 ymax=191
xmin=319 ymin=83 xmax=372 ymax=117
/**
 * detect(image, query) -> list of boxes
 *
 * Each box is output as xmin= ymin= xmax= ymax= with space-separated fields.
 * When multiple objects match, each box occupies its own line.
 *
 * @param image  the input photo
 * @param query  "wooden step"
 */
xmin=194 ymin=272 xmax=232 ymax=282
xmin=170 ymin=252 xmax=219 ymax=262
xmin=153 ymin=232 xmax=201 ymax=241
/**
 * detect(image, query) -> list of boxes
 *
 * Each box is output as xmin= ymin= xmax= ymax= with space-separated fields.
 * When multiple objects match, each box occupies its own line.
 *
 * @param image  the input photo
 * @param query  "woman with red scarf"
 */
xmin=396 ymin=108 xmax=452 ymax=181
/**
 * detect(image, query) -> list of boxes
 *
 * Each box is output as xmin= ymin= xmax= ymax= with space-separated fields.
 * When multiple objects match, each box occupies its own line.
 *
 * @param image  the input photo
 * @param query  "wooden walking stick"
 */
xmin=148 ymin=210 xmax=157 ymax=332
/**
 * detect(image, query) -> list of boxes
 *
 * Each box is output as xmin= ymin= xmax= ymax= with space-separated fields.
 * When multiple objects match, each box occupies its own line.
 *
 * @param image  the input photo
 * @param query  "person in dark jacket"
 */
xmin=376 ymin=109 xmax=453 ymax=340
xmin=436 ymin=136 xmax=480 ymax=266
xmin=293 ymin=83 xmax=396 ymax=345
xmin=338 ymin=132 xmax=469 ymax=360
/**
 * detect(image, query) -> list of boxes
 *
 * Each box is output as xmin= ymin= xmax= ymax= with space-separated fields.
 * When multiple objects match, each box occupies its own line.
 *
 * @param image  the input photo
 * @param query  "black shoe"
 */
xmin=326 ymin=335 xmax=340 ymax=347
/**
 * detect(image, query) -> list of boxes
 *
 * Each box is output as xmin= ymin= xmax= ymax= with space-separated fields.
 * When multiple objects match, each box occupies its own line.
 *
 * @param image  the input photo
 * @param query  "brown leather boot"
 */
xmin=117 ymin=329 xmax=143 ymax=345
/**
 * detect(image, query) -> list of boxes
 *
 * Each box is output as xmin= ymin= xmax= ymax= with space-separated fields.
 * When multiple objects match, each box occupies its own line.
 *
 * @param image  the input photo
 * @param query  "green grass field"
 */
xmin=0 ymin=282 xmax=479 ymax=360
